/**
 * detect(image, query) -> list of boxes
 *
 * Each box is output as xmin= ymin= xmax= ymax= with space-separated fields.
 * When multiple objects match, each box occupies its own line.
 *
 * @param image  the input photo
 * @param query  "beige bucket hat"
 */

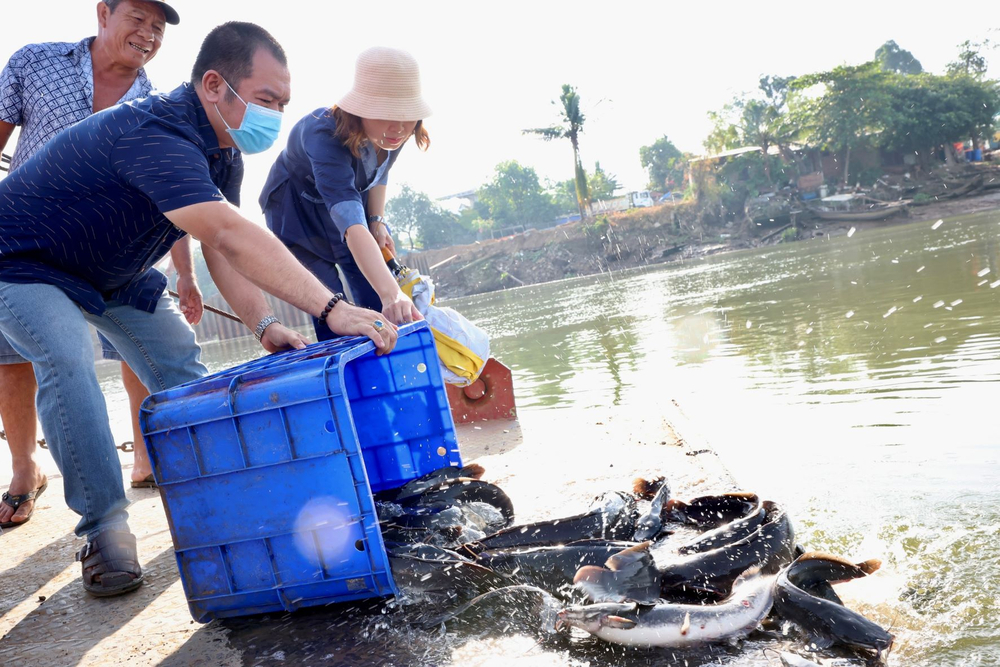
xmin=337 ymin=47 xmax=432 ymax=122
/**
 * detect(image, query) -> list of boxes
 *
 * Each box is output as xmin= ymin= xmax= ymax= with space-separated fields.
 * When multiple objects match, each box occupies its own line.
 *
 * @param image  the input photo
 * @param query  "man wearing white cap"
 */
xmin=260 ymin=46 xmax=432 ymax=342
xmin=0 ymin=0 xmax=202 ymax=529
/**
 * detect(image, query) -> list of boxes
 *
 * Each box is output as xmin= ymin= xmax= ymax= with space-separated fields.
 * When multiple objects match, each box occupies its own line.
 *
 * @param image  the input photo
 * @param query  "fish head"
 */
xmin=556 ymin=603 xmax=638 ymax=633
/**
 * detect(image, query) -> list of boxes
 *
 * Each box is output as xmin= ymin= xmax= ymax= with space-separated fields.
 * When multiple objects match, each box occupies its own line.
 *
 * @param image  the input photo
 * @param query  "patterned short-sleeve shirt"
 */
xmin=0 ymin=83 xmax=243 ymax=315
xmin=0 ymin=37 xmax=152 ymax=172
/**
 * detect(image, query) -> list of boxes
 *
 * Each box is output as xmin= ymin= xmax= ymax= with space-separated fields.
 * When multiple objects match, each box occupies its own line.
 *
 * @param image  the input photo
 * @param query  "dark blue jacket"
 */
xmin=259 ymin=108 xmax=400 ymax=286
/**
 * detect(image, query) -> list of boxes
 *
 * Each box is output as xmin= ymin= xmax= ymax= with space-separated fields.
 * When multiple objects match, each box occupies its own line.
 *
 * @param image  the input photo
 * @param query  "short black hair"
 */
xmin=103 ymin=0 xmax=125 ymax=12
xmin=191 ymin=22 xmax=287 ymax=94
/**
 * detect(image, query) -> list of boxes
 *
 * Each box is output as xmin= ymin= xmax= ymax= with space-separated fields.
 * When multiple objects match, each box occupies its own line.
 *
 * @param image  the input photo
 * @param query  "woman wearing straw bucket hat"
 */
xmin=259 ymin=46 xmax=430 ymax=340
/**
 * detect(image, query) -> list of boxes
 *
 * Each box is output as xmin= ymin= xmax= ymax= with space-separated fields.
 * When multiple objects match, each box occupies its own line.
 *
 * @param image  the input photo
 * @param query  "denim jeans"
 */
xmin=1 ymin=325 xmax=122 ymax=363
xmin=0 ymin=329 xmax=25 ymax=364
xmin=98 ymin=331 xmax=124 ymax=362
xmin=0 ymin=281 xmax=207 ymax=537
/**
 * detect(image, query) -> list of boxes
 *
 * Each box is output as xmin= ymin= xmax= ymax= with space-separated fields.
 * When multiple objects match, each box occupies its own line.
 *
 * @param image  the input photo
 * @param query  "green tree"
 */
xmin=756 ymin=75 xmax=801 ymax=166
xmin=703 ymin=110 xmax=741 ymax=154
xmin=476 ymin=160 xmax=558 ymax=229
xmin=386 ymin=185 xmax=476 ymax=251
xmin=588 ymin=162 xmax=619 ymax=200
xmin=552 ymin=162 xmax=619 ymax=213
xmin=385 ymin=184 xmax=427 ymax=250
xmin=524 ymin=84 xmax=590 ymax=219
xmin=793 ymin=62 xmax=894 ymax=186
xmin=703 ymin=76 xmax=799 ymax=183
xmin=877 ymin=72 xmax=1000 ymax=159
xmin=947 ymin=39 xmax=992 ymax=78
xmin=639 ymin=135 xmax=685 ymax=190
xmin=417 ymin=207 xmax=476 ymax=250
xmin=875 ymin=40 xmax=923 ymax=74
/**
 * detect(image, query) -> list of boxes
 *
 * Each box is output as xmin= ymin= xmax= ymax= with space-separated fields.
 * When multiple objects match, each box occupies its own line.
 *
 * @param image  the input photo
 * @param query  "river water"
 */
xmin=449 ymin=212 xmax=1000 ymax=666
xmin=87 ymin=212 xmax=999 ymax=665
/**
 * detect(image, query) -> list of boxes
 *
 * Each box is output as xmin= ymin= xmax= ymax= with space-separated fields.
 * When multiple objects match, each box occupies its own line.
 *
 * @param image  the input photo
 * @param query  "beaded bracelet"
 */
xmin=319 ymin=293 xmax=345 ymax=321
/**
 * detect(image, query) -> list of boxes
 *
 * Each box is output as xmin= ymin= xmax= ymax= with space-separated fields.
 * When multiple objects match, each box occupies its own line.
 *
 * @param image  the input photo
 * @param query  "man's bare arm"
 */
xmin=200 ymin=242 xmax=309 ymax=352
xmin=165 ymin=201 xmax=397 ymax=352
xmin=168 ymin=201 xmax=332 ymax=316
xmin=200 ymin=243 xmax=272 ymax=329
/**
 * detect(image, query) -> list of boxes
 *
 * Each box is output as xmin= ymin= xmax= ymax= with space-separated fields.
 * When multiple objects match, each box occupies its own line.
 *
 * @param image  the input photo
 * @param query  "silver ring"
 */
xmin=373 ymin=320 xmax=385 ymax=332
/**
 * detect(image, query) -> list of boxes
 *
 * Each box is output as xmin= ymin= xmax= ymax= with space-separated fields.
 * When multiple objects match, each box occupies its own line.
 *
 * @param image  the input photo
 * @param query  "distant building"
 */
xmin=437 ymin=189 xmax=478 ymax=210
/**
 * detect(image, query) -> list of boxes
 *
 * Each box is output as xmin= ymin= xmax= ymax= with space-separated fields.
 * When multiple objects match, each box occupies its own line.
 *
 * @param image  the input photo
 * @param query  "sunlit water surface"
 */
xmin=89 ymin=212 xmax=1000 ymax=666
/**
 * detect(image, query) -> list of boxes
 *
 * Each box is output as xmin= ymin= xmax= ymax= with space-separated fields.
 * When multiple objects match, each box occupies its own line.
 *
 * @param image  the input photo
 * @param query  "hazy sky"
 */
xmin=3 ymin=1 xmax=998 ymax=223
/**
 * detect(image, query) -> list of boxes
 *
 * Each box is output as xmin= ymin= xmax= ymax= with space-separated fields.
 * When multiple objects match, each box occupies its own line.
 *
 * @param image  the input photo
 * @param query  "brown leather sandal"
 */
xmin=76 ymin=529 xmax=144 ymax=597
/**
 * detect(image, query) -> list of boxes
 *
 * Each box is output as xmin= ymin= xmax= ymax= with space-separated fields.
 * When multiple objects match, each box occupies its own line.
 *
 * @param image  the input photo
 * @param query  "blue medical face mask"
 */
xmin=215 ymin=78 xmax=282 ymax=154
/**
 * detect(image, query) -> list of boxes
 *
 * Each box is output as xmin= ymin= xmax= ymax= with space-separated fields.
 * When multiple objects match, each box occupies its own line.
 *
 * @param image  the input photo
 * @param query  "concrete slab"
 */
xmin=0 ymin=400 xmax=737 ymax=666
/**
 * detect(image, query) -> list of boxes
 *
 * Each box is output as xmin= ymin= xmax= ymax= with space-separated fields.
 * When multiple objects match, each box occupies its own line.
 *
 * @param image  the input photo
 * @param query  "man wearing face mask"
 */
xmin=0 ymin=21 xmax=397 ymax=597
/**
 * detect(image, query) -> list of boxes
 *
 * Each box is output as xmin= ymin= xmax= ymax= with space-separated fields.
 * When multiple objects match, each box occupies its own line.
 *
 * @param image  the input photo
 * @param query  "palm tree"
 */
xmin=524 ymin=84 xmax=590 ymax=220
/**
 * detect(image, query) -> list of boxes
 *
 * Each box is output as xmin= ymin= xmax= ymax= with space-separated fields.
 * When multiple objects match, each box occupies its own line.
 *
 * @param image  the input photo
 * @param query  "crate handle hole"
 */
xmin=324 ymin=420 xmax=335 ymax=433
xmin=354 ymin=540 xmax=365 ymax=552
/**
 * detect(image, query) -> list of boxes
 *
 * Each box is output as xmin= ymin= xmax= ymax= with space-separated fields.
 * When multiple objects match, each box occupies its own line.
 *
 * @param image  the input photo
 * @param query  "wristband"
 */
xmin=319 ymin=293 xmax=345 ymax=321
xmin=253 ymin=315 xmax=280 ymax=342
xmin=367 ymin=215 xmax=385 ymax=226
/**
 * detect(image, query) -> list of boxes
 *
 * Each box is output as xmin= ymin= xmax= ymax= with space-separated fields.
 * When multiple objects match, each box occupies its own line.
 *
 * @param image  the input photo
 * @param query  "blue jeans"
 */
xmin=99 ymin=331 xmax=124 ymax=362
xmin=0 ymin=281 xmax=206 ymax=537
xmin=0 ymin=327 xmax=123 ymax=363
xmin=0 ymin=329 xmax=25 ymax=364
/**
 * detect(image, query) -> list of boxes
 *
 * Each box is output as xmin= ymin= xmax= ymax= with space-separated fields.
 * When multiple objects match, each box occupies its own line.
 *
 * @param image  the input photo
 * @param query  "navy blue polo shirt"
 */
xmin=0 ymin=83 xmax=243 ymax=315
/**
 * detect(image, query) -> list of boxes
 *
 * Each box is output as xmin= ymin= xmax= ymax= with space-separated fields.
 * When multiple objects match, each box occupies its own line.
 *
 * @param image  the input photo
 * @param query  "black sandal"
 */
xmin=0 ymin=479 xmax=48 ymax=529
xmin=76 ymin=529 xmax=144 ymax=597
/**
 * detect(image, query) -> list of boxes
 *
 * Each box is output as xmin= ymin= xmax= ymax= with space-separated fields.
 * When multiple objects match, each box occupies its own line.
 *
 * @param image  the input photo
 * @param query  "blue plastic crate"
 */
xmin=140 ymin=322 xmax=460 ymax=621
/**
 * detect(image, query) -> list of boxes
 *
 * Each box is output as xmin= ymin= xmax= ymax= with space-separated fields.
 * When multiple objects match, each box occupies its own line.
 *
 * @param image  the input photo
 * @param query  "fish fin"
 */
xmin=664 ymin=498 xmax=688 ymax=518
xmin=605 ymin=541 xmax=653 ymax=571
xmin=573 ymin=566 xmax=621 ymax=602
xmin=632 ymin=476 xmax=666 ymax=500
xmin=459 ymin=463 xmax=486 ymax=479
xmin=793 ymin=551 xmax=882 ymax=581
xmin=580 ymin=544 xmax=661 ymax=604
xmin=604 ymin=615 xmax=637 ymax=630
xmin=573 ymin=565 xmax=608 ymax=585
xmin=859 ymin=558 xmax=882 ymax=575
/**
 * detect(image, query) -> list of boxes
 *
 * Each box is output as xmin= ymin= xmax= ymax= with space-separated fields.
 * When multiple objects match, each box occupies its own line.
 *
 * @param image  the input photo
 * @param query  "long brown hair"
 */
xmin=330 ymin=106 xmax=430 ymax=158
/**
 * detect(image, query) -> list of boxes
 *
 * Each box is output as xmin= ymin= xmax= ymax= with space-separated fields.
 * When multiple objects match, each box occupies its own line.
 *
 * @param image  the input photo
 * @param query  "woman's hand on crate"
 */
xmin=260 ymin=324 xmax=310 ymax=353
xmin=381 ymin=290 xmax=423 ymax=326
xmin=327 ymin=302 xmax=399 ymax=355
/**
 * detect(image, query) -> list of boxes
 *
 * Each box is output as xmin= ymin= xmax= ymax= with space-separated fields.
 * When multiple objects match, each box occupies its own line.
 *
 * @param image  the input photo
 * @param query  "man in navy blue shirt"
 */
xmin=0 ymin=22 xmax=397 ymax=597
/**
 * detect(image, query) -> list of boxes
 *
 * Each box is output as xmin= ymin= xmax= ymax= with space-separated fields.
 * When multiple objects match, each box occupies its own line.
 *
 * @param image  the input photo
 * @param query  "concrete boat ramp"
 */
xmin=1 ymin=402 xmax=739 ymax=667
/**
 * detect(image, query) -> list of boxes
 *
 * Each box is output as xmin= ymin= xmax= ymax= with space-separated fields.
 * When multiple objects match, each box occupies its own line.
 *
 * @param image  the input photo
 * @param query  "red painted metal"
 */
xmin=446 ymin=357 xmax=517 ymax=423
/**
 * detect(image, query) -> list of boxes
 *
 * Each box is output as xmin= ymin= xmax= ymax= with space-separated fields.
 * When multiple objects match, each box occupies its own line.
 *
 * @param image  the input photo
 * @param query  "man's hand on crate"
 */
xmin=260 ymin=323 xmax=310 ymax=353
xmin=327 ymin=301 xmax=399 ymax=355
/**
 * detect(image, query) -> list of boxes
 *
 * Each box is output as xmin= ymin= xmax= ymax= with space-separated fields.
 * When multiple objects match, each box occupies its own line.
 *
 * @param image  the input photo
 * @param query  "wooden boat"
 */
xmin=811 ymin=205 xmax=907 ymax=221
xmin=810 ymin=194 xmax=909 ymax=222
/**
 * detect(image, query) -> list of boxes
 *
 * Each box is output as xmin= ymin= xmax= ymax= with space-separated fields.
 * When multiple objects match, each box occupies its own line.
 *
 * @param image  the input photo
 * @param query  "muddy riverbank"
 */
xmin=410 ymin=190 xmax=1000 ymax=299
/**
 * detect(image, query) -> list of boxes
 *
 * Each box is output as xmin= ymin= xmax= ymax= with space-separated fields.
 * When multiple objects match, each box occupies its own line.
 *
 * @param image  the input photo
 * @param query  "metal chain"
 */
xmin=1 ymin=430 xmax=133 ymax=452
